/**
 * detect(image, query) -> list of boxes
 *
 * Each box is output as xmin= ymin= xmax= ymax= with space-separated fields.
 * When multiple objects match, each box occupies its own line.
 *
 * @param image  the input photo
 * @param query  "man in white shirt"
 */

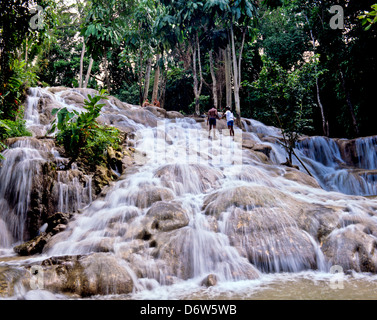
xmin=221 ymin=106 xmax=235 ymax=137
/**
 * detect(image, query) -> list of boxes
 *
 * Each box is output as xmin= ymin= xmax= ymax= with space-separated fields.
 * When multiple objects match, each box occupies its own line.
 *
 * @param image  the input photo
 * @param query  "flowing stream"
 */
xmin=1 ymin=87 xmax=377 ymax=300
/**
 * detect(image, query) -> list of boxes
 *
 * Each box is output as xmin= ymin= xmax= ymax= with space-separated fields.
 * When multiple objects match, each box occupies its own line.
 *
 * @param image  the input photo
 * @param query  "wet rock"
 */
xmin=335 ymin=138 xmax=359 ymax=167
xmin=155 ymin=164 xmax=224 ymax=195
xmin=133 ymin=186 xmax=175 ymax=209
xmin=14 ymin=212 xmax=73 ymax=256
xmin=322 ymin=224 xmax=377 ymax=273
xmin=222 ymin=207 xmax=319 ymax=272
xmin=283 ymin=168 xmax=321 ymax=188
xmin=201 ymin=274 xmax=218 ymax=287
xmin=166 ymin=111 xmax=185 ymax=119
xmin=152 ymin=228 xmax=260 ymax=281
xmin=0 ymin=267 xmax=28 ymax=297
xmin=47 ymin=87 xmax=68 ymax=94
xmin=145 ymin=106 xmax=167 ymax=118
xmin=29 ymin=253 xmax=135 ymax=297
xmin=242 ymin=138 xmax=255 ymax=150
xmin=93 ymin=165 xmax=118 ymax=195
xmin=147 ymin=201 xmax=189 ymax=232
xmin=202 ymin=185 xmax=300 ymax=217
xmin=13 ymin=233 xmax=52 ymax=256
xmin=252 ymin=144 xmax=272 ymax=158
xmin=59 ymin=91 xmax=85 ymax=106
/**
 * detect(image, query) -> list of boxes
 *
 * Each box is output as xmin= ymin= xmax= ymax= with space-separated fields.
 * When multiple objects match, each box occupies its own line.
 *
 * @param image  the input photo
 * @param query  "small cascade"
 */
xmin=297 ymin=136 xmax=344 ymax=168
xmin=355 ymin=136 xmax=377 ymax=170
xmin=0 ymin=88 xmax=97 ymax=250
xmin=296 ymin=136 xmax=377 ymax=196
xmin=56 ymin=170 xmax=93 ymax=214
xmin=24 ymin=88 xmax=41 ymax=127
xmin=0 ymin=139 xmax=47 ymax=246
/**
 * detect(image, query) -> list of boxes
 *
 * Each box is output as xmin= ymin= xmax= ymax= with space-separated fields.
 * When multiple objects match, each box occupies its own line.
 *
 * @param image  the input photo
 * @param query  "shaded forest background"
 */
xmin=1 ymin=0 xmax=376 ymax=145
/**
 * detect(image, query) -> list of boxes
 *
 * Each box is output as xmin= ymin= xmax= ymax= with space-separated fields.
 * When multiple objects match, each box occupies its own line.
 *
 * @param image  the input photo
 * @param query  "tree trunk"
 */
xmin=79 ymin=40 xmax=86 ymax=88
xmin=230 ymin=24 xmax=242 ymax=124
xmin=103 ymin=53 xmax=111 ymax=93
xmin=305 ymin=14 xmax=329 ymax=136
xmin=209 ymin=49 xmax=218 ymax=109
xmin=339 ymin=68 xmax=360 ymax=136
xmin=224 ymin=46 xmax=232 ymax=109
xmin=84 ymin=57 xmax=94 ymax=89
xmin=138 ymin=49 xmax=144 ymax=106
xmin=25 ymin=37 xmax=28 ymax=71
xmin=160 ymin=68 xmax=168 ymax=109
xmin=143 ymin=58 xmax=152 ymax=103
xmin=193 ymin=45 xmax=199 ymax=115
xmin=152 ymin=53 xmax=161 ymax=103
xmin=197 ymin=33 xmax=203 ymax=114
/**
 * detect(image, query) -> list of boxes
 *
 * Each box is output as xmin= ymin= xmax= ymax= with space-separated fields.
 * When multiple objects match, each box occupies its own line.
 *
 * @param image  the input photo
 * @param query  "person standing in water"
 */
xmin=207 ymin=107 xmax=219 ymax=139
xmin=221 ymin=106 xmax=235 ymax=136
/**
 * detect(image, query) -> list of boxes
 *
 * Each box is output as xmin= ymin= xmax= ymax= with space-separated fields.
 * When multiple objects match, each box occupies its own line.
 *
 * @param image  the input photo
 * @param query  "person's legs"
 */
xmin=209 ymin=119 xmax=216 ymax=138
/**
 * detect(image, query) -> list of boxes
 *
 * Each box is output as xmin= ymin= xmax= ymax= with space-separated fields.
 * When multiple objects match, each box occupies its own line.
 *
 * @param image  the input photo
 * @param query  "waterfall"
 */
xmin=0 ymin=139 xmax=46 ymax=245
xmin=0 ymin=88 xmax=94 ymax=249
xmin=296 ymin=136 xmax=377 ymax=196
xmin=2 ymin=87 xmax=377 ymax=299
xmin=355 ymin=136 xmax=377 ymax=170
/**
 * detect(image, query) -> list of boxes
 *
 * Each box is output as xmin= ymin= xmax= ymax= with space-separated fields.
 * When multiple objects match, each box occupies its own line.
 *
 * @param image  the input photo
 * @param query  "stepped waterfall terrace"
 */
xmin=1 ymin=87 xmax=377 ymax=299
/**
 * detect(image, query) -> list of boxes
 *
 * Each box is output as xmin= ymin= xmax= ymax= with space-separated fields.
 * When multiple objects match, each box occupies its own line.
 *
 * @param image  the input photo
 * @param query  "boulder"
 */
xmin=145 ymin=106 xmax=167 ymax=118
xmin=224 ymin=207 xmax=319 ymax=272
xmin=29 ymin=253 xmax=135 ymax=297
xmin=13 ymin=233 xmax=52 ymax=256
xmin=200 ymin=274 xmax=218 ymax=287
xmin=13 ymin=212 xmax=73 ymax=256
xmin=155 ymin=164 xmax=224 ymax=195
xmin=283 ymin=168 xmax=321 ymax=188
xmin=166 ymin=111 xmax=185 ymax=119
xmin=146 ymin=201 xmax=190 ymax=232
xmin=202 ymin=185 xmax=300 ymax=217
xmin=131 ymin=186 xmax=175 ymax=209
xmin=322 ymin=224 xmax=377 ymax=273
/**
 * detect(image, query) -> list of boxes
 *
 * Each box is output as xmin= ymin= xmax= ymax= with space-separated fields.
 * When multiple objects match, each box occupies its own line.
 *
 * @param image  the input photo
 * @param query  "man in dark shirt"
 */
xmin=207 ymin=107 xmax=219 ymax=139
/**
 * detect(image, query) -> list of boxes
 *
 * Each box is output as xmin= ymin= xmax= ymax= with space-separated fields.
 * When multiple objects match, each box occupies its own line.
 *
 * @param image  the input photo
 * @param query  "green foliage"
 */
xmin=50 ymin=89 xmax=120 ymax=169
xmin=164 ymin=66 xmax=194 ymax=113
xmin=257 ymin=5 xmax=308 ymax=69
xmin=0 ymin=109 xmax=32 ymax=160
xmin=189 ymin=95 xmax=211 ymax=115
xmin=0 ymin=59 xmax=39 ymax=119
xmin=358 ymin=4 xmax=377 ymax=30
xmin=82 ymin=0 xmax=130 ymax=60
xmin=246 ymin=54 xmax=321 ymax=156
xmin=0 ymin=118 xmax=32 ymax=140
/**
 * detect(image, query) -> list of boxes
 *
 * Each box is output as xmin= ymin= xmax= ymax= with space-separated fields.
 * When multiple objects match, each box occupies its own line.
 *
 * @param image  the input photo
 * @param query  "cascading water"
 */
xmin=295 ymin=136 xmax=377 ymax=196
xmin=0 ymin=139 xmax=47 ymax=247
xmin=1 ymin=87 xmax=377 ymax=300
xmin=0 ymin=88 xmax=94 ymax=252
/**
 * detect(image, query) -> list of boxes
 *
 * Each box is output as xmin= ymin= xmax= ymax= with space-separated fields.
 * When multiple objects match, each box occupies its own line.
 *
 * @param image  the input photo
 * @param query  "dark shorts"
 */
xmin=227 ymin=120 xmax=234 ymax=127
xmin=209 ymin=118 xmax=216 ymax=126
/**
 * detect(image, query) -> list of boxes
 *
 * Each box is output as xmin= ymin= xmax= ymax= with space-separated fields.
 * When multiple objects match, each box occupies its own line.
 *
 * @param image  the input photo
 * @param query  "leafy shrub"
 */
xmin=50 ymin=89 xmax=121 ymax=169
xmin=0 ymin=109 xmax=32 ymax=160
xmin=0 ymin=59 xmax=39 ymax=119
